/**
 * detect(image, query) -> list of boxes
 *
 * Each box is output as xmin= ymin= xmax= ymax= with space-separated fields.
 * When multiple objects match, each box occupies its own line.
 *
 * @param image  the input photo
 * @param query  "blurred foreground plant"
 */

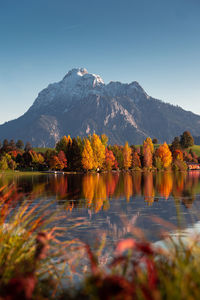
xmin=77 ymin=230 xmax=200 ymax=300
xmin=1 ymin=184 xmax=200 ymax=299
xmin=0 ymin=184 xmax=84 ymax=299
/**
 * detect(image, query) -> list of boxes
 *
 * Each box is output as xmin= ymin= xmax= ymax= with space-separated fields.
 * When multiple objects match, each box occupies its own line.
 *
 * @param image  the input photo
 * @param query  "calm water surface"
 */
xmin=1 ymin=171 xmax=200 ymax=249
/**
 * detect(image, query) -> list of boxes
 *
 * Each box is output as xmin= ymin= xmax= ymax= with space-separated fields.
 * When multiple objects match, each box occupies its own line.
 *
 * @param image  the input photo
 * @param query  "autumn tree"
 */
xmin=189 ymin=149 xmax=198 ymax=163
xmin=44 ymin=149 xmax=57 ymax=168
xmin=6 ymin=153 xmax=17 ymax=170
xmin=0 ymin=156 xmax=8 ymax=170
xmin=49 ymin=155 xmax=64 ymax=170
xmin=183 ymin=151 xmax=193 ymax=162
xmin=91 ymin=133 xmax=105 ymax=170
xmin=0 ymin=153 xmax=17 ymax=170
xmin=180 ymin=131 xmax=194 ymax=149
xmin=105 ymin=148 xmax=117 ymax=170
xmin=156 ymin=142 xmax=172 ymax=169
xmin=132 ymin=150 xmax=141 ymax=169
xmin=82 ymin=139 xmax=94 ymax=171
xmin=145 ymin=137 xmax=154 ymax=153
xmin=172 ymin=149 xmax=187 ymax=171
xmin=123 ymin=141 xmax=132 ymax=170
xmin=110 ymin=145 xmax=123 ymax=169
xmin=173 ymin=149 xmax=183 ymax=161
xmin=58 ymin=151 xmax=67 ymax=169
xmin=143 ymin=141 xmax=152 ymax=168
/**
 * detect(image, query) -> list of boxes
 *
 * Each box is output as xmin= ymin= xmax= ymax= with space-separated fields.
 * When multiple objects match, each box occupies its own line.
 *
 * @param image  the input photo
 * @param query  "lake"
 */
xmin=1 ymin=171 xmax=200 ymax=250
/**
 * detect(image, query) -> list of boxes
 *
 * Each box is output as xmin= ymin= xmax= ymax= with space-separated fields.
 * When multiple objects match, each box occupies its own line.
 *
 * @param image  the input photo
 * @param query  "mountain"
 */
xmin=1 ymin=68 xmax=200 ymax=147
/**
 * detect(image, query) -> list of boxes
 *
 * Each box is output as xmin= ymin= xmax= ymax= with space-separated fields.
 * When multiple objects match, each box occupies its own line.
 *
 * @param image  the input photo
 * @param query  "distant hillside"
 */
xmin=1 ymin=68 xmax=200 ymax=147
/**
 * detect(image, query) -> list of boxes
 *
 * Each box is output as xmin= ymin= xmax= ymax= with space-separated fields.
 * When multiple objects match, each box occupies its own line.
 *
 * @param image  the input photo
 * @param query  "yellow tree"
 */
xmin=91 ymin=133 xmax=105 ymax=170
xmin=145 ymin=137 xmax=154 ymax=153
xmin=123 ymin=141 xmax=132 ymax=170
xmin=156 ymin=142 xmax=172 ymax=169
xmin=66 ymin=135 xmax=72 ymax=145
xmin=82 ymin=139 xmax=94 ymax=171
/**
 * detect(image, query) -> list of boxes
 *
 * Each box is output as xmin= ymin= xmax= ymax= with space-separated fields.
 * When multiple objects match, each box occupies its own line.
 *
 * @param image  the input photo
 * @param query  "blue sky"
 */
xmin=1 ymin=0 xmax=200 ymax=124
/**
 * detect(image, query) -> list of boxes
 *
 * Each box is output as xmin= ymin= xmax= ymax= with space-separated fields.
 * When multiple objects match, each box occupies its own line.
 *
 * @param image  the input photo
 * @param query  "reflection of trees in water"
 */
xmin=172 ymin=171 xmax=200 ymax=207
xmin=156 ymin=172 xmax=173 ymax=200
xmin=172 ymin=172 xmax=186 ymax=198
xmin=132 ymin=172 xmax=142 ymax=196
xmin=124 ymin=174 xmax=133 ymax=202
xmin=2 ymin=171 xmax=200 ymax=212
xmin=105 ymin=173 xmax=119 ymax=198
xmin=0 ymin=174 xmax=48 ymax=195
xmin=143 ymin=172 xmax=155 ymax=205
xmin=106 ymin=213 xmax=139 ymax=240
xmin=82 ymin=174 xmax=108 ymax=213
xmin=47 ymin=175 xmax=68 ymax=198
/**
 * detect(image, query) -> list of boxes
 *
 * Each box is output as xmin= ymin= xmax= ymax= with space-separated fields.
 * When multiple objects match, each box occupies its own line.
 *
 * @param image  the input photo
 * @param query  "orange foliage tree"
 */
xmin=105 ymin=148 xmax=118 ymax=170
xmin=156 ymin=142 xmax=172 ymax=169
xmin=173 ymin=149 xmax=183 ymax=161
xmin=143 ymin=141 xmax=152 ymax=168
xmin=123 ymin=142 xmax=132 ymax=170
xmin=49 ymin=155 xmax=64 ymax=170
xmin=132 ymin=151 xmax=141 ymax=169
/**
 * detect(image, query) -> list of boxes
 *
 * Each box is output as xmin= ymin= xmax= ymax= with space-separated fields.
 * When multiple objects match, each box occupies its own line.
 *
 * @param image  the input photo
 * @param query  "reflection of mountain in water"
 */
xmin=1 ymin=171 xmax=200 ymax=244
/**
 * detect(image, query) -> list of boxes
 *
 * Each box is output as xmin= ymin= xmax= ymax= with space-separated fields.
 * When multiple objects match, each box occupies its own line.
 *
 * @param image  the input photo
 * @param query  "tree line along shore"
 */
xmin=0 ymin=131 xmax=198 ymax=172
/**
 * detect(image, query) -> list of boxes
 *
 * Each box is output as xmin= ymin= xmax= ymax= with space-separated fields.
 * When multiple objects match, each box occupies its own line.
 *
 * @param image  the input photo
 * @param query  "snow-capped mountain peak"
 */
xmin=31 ymin=68 xmax=105 ymax=110
xmin=63 ymin=68 xmax=88 ymax=79
xmin=62 ymin=68 xmax=104 ymax=87
xmin=30 ymin=68 xmax=148 ymax=111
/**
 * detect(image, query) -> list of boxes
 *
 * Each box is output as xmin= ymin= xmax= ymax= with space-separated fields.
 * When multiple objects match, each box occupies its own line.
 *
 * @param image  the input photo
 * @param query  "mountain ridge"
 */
xmin=1 ymin=68 xmax=200 ymax=147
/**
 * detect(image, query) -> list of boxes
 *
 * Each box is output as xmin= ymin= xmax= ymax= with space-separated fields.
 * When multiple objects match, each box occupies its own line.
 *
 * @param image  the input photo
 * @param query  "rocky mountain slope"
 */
xmin=1 ymin=68 xmax=200 ymax=147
